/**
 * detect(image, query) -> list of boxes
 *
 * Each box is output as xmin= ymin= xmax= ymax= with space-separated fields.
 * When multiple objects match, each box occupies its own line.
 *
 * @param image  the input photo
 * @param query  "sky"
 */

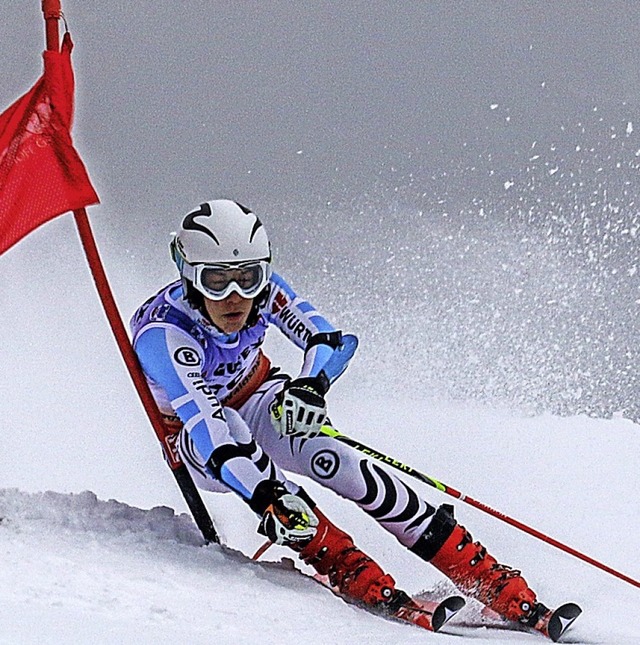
xmin=24 ymin=5 xmax=640 ymax=407
xmin=3 ymin=2 xmax=640 ymax=208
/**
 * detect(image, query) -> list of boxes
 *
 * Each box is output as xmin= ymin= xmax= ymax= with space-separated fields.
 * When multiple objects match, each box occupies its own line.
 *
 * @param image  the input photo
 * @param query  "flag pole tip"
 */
xmin=42 ymin=0 xmax=62 ymax=19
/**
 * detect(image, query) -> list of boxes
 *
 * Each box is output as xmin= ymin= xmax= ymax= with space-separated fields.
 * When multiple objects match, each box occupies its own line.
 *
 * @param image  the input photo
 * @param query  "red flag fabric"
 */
xmin=0 ymin=32 xmax=99 ymax=255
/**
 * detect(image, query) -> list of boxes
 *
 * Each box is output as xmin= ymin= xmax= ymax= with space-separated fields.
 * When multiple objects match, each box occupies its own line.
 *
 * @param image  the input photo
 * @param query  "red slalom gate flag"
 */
xmin=0 ymin=32 xmax=99 ymax=255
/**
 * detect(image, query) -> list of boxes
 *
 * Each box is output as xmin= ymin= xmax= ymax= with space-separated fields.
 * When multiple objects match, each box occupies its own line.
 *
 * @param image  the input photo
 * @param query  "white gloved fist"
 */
xmin=259 ymin=492 xmax=319 ymax=545
xmin=270 ymin=376 xmax=328 ymax=439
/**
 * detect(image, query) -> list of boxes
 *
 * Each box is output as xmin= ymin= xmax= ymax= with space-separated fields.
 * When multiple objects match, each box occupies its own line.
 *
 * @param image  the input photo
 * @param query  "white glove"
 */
xmin=258 ymin=493 xmax=319 ymax=545
xmin=270 ymin=377 xmax=328 ymax=439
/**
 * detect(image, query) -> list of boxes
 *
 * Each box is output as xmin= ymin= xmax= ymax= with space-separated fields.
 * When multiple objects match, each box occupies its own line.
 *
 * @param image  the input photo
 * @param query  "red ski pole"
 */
xmin=321 ymin=426 xmax=640 ymax=590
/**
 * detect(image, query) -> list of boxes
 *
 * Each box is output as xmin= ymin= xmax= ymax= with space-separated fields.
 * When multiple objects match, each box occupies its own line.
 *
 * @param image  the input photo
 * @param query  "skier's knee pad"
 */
xmin=409 ymin=503 xmax=457 ymax=561
xmin=206 ymin=441 xmax=256 ymax=483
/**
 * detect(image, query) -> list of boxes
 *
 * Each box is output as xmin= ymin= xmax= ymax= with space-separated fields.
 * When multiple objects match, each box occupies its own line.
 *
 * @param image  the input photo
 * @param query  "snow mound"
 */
xmin=0 ymin=489 xmax=452 ymax=645
xmin=0 ymin=488 xmax=204 ymax=546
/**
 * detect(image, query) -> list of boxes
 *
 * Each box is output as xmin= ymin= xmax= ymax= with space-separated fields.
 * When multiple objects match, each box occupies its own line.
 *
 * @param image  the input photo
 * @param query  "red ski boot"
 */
xmin=255 ymin=485 xmax=463 ymax=632
xmin=411 ymin=504 xmax=538 ymax=624
xmin=296 ymin=507 xmax=401 ymax=608
xmin=253 ymin=482 xmax=401 ymax=610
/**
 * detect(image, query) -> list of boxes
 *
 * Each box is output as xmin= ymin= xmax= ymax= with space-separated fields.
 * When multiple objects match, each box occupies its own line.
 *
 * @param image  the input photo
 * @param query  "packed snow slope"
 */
xmin=1 ymin=394 xmax=638 ymax=644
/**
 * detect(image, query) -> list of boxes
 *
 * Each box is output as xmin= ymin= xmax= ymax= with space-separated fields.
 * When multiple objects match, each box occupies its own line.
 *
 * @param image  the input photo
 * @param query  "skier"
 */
xmin=131 ymin=199 xmax=545 ymax=627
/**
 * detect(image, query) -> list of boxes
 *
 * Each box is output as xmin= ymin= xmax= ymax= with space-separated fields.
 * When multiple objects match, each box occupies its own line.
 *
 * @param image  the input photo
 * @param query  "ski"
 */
xmin=314 ymin=573 xmax=466 ymax=632
xmin=530 ymin=602 xmax=583 ymax=642
xmin=416 ymin=589 xmax=582 ymax=641
xmin=396 ymin=594 xmax=466 ymax=632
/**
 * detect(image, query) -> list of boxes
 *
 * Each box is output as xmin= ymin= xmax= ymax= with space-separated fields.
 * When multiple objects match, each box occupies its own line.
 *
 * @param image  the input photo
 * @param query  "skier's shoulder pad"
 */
xmin=131 ymin=281 xmax=207 ymax=351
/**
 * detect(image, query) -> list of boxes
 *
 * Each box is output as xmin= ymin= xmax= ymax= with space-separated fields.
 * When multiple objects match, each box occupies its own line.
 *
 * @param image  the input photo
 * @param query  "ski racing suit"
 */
xmin=130 ymin=273 xmax=437 ymax=548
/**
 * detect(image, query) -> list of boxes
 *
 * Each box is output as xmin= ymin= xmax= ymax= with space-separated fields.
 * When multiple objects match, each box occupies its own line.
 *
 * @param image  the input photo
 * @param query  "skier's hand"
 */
xmin=258 ymin=491 xmax=319 ymax=546
xmin=270 ymin=376 xmax=328 ymax=439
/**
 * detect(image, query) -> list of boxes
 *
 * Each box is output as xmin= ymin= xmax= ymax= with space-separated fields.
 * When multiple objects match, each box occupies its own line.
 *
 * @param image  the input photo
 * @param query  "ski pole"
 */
xmin=320 ymin=426 xmax=640 ymax=590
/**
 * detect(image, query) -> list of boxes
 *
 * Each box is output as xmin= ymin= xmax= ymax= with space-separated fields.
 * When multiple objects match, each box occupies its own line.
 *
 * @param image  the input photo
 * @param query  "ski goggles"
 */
xmin=190 ymin=260 xmax=271 ymax=300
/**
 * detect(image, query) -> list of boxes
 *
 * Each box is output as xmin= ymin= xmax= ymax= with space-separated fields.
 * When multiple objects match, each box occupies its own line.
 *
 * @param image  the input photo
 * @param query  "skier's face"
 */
xmin=203 ymin=291 xmax=254 ymax=333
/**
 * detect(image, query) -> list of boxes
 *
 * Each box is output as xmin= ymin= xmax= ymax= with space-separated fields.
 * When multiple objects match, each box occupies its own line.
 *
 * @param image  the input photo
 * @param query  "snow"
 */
xmin=2 ymin=210 xmax=639 ymax=645
xmin=1 ymin=391 xmax=639 ymax=644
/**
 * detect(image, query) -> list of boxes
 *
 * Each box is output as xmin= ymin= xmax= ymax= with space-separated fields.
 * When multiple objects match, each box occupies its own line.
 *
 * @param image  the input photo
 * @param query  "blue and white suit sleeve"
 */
xmin=266 ymin=272 xmax=357 ymax=385
xmin=133 ymin=325 xmax=269 ymax=502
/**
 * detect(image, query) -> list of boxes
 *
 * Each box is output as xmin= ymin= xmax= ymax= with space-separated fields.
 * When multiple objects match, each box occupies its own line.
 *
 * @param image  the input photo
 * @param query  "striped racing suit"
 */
xmin=131 ymin=272 xmax=435 ymax=547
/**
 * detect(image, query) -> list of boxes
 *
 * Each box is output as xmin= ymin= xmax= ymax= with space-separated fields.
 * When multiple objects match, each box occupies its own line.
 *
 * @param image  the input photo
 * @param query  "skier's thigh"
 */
xmin=239 ymin=379 xmax=368 ymax=497
xmin=255 ymin=426 xmax=367 ymax=499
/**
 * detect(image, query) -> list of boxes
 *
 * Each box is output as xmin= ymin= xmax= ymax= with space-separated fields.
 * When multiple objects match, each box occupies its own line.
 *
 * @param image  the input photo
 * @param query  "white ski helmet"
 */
xmin=171 ymin=199 xmax=272 ymax=302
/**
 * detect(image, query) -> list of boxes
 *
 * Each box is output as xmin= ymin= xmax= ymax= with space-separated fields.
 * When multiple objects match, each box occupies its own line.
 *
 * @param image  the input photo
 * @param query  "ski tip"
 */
xmin=431 ymin=595 xmax=466 ymax=632
xmin=547 ymin=603 xmax=582 ymax=642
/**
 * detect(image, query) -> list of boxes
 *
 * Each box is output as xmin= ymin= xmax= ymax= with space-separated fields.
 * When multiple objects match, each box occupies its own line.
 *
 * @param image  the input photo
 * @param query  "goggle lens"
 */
xmin=196 ymin=262 xmax=269 ymax=299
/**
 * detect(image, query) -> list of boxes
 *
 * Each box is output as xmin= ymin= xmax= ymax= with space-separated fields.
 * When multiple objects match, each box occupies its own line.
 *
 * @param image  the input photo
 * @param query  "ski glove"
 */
xmin=258 ymin=492 xmax=319 ymax=546
xmin=270 ymin=376 xmax=328 ymax=439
